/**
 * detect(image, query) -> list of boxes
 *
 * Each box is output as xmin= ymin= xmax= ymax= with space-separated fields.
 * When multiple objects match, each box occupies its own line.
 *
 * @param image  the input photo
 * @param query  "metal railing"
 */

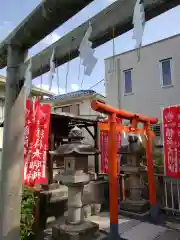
xmin=155 ymin=174 xmax=180 ymax=214
xmin=118 ymin=173 xmax=180 ymax=214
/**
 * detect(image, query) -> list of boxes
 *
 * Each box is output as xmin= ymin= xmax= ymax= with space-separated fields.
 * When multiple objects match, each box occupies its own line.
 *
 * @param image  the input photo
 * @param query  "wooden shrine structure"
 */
xmin=47 ymin=112 xmax=100 ymax=184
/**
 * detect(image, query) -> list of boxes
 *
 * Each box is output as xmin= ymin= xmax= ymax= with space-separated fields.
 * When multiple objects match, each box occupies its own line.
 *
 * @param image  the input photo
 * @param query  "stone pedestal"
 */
xmin=67 ymin=183 xmax=84 ymax=224
xmin=120 ymin=136 xmax=149 ymax=215
xmin=120 ymin=199 xmax=149 ymax=214
xmin=50 ymin=126 xmax=100 ymax=239
xmin=52 ymin=221 xmax=99 ymax=240
xmin=52 ymin=171 xmax=99 ymax=239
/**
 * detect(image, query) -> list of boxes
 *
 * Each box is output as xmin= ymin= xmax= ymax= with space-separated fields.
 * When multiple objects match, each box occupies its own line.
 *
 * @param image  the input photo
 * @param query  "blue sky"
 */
xmin=0 ymin=0 xmax=180 ymax=95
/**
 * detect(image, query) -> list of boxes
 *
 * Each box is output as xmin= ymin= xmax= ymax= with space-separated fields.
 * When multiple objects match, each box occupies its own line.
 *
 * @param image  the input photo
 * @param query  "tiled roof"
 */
xmin=50 ymin=90 xmax=97 ymax=100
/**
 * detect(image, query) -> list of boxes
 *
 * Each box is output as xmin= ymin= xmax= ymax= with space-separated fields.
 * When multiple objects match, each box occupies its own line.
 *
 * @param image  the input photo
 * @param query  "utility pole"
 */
xmin=0 ymin=44 xmax=26 ymax=239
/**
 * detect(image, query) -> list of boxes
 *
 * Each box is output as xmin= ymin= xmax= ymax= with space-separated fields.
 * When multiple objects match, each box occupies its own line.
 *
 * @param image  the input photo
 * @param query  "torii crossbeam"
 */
xmin=91 ymin=100 xmax=158 ymax=239
xmin=17 ymin=0 xmax=180 ymax=81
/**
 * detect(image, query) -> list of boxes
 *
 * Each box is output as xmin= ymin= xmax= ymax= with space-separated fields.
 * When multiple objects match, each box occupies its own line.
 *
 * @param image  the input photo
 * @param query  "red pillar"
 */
xmin=145 ymin=123 xmax=157 ymax=205
xmin=108 ymin=113 xmax=119 ymax=237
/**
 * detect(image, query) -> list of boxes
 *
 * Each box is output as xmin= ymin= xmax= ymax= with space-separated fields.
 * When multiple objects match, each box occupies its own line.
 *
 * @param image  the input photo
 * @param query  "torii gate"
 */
xmin=91 ymin=100 xmax=158 ymax=239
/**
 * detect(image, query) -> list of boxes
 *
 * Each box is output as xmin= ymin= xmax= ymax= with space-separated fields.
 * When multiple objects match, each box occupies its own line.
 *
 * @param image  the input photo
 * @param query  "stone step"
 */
xmin=121 ymin=222 xmax=166 ymax=240
xmin=42 ymin=212 xmax=180 ymax=240
xmin=88 ymin=213 xmax=180 ymax=240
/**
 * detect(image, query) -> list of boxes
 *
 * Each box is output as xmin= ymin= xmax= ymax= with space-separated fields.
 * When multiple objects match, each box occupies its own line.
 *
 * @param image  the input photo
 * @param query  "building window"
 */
xmin=160 ymin=58 xmax=172 ymax=87
xmin=151 ymin=124 xmax=161 ymax=137
xmin=61 ymin=104 xmax=80 ymax=115
xmin=62 ymin=106 xmax=70 ymax=113
xmin=124 ymin=69 xmax=132 ymax=94
xmin=71 ymin=104 xmax=80 ymax=115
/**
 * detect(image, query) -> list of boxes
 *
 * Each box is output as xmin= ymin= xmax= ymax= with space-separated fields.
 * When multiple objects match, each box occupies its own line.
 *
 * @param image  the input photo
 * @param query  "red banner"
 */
xmin=163 ymin=106 xmax=180 ymax=178
xmin=23 ymin=99 xmax=51 ymax=186
xmin=177 ymin=106 xmax=180 ymax=175
xmin=100 ymin=119 xmax=121 ymax=174
xmin=100 ymin=130 xmax=108 ymax=174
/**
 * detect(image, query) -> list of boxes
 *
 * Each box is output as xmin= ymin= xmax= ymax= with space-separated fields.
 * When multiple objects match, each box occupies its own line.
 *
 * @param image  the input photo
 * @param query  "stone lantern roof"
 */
xmin=50 ymin=126 xmax=99 ymax=156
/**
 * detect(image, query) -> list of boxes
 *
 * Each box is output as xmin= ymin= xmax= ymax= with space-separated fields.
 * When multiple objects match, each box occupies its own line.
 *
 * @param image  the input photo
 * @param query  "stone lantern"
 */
xmin=120 ymin=134 xmax=149 ymax=215
xmin=50 ymin=126 xmax=99 ymax=240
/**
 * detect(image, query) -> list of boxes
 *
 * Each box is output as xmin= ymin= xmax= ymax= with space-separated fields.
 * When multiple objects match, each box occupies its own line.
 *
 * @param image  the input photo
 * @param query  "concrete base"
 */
xmin=119 ymin=209 xmax=150 ymax=221
xmin=101 ymin=236 xmax=127 ymax=240
xmin=108 ymin=224 xmax=127 ymax=240
xmin=52 ymin=221 xmax=99 ymax=240
xmin=120 ymin=199 xmax=149 ymax=214
xmin=150 ymin=204 xmax=162 ymax=224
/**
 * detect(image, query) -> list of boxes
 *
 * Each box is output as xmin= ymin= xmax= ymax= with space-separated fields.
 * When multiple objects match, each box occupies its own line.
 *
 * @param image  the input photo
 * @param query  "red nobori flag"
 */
xmin=23 ymin=99 xmax=51 ymax=186
xmin=100 ymin=130 xmax=109 ymax=174
xmin=177 ymin=106 xmax=180 ymax=176
xmin=100 ymin=118 xmax=121 ymax=174
xmin=163 ymin=106 xmax=180 ymax=178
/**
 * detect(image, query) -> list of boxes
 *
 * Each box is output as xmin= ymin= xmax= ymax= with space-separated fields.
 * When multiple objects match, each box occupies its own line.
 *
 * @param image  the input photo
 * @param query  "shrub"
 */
xmin=20 ymin=187 xmax=38 ymax=240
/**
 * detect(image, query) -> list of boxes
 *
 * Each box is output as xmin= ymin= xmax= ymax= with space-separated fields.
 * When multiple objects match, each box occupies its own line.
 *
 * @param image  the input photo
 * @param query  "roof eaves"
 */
xmin=50 ymin=90 xmax=96 ymax=101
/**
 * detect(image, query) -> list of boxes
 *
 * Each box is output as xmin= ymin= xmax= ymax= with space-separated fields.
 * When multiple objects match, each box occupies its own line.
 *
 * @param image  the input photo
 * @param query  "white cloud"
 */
xmin=71 ymin=83 xmax=80 ymax=91
xmin=36 ymin=84 xmax=65 ymax=95
xmin=42 ymin=32 xmax=60 ymax=45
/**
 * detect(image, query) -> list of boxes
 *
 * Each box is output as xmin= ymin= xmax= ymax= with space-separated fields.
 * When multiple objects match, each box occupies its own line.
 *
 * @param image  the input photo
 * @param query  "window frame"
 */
xmin=159 ymin=58 xmax=173 ymax=88
xmin=123 ymin=68 xmax=133 ymax=96
xmin=61 ymin=105 xmax=71 ymax=113
xmin=71 ymin=104 xmax=80 ymax=116
xmin=151 ymin=123 xmax=161 ymax=137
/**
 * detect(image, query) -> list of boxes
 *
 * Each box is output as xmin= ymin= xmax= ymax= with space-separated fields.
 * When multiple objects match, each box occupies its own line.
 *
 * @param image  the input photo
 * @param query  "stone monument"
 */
xmin=120 ymin=134 xmax=149 ymax=215
xmin=50 ymin=126 xmax=100 ymax=240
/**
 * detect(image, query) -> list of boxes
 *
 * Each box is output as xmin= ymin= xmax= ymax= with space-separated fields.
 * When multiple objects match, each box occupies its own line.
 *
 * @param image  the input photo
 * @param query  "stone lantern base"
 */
xmin=120 ymin=165 xmax=149 ymax=216
xmin=52 ymin=220 xmax=99 ymax=240
xmin=120 ymin=199 xmax=149 ymax=214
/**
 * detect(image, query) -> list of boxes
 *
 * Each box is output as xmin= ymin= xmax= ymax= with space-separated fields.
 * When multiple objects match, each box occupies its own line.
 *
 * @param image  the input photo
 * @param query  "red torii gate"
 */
xmin=91 ymin=100 xmax=158 ymax=239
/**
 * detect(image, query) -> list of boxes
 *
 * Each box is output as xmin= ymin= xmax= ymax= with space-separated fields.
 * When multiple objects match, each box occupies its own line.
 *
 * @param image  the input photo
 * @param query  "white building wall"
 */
xmin=79 ymin=99 xmax=103 ymax=171
xmin=105 ymin=34 xmax=180 ymax=120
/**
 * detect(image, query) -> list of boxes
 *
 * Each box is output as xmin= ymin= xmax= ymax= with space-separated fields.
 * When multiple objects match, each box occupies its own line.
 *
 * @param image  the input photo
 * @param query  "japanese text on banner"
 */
xmin=100 ymin=119 xmax=121 ymax=174
xmin=23 ymin=99 xmax=51 ymax=186
xmin=163 ymin=106 xmax=180 ymax=178
xmin=177 ymin=106 xmax=180 ymax=175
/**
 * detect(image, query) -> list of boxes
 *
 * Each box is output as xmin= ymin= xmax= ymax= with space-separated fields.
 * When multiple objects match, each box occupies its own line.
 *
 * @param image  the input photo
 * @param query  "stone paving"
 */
xmin=43 ymin=212 xmax=180 ymax=240
xmin=88 ymin=213 xmax=180 ymax=240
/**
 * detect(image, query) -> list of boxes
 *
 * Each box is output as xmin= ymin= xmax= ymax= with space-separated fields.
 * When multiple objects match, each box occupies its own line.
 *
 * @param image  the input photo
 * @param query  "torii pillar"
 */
xmin=0 ymin=44 xmax=27 ymax=239
xmin=91 ymin=100 xmax=159 ymax=239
